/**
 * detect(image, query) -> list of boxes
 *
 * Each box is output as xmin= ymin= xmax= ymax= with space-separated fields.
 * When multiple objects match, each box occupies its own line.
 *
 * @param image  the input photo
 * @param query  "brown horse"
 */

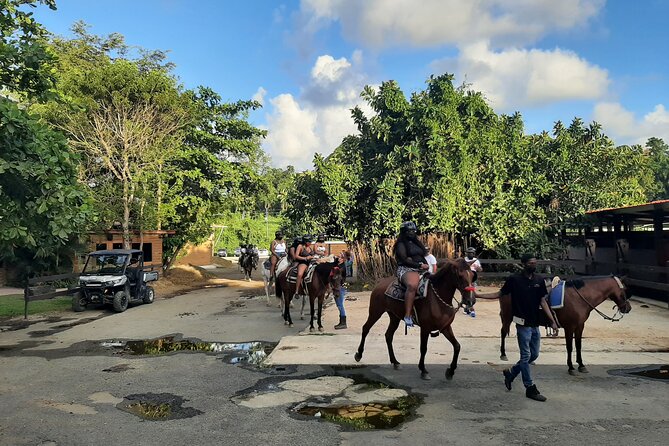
xmin=354 ymin=259 xmax=476 ymax=380
xmin=276 ymin=259 xmax=342 ymax=331
xmin=499 ymin=275 xmax=632 ymax=374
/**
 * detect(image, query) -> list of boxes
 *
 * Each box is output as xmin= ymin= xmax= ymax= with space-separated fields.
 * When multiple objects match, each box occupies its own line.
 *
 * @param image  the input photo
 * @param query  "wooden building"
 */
xmin=570 ymin=199 xmax=669 ymax=302
xmin=87 ymin=230 xmax=175 ymax=268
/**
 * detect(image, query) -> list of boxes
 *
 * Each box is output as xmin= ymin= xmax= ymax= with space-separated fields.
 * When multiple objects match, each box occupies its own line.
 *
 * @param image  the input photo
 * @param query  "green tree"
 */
xmin=646 ymin=137 xmax=669 ymax=200
xmin=1 ymin=0 xmax=91 ymax=276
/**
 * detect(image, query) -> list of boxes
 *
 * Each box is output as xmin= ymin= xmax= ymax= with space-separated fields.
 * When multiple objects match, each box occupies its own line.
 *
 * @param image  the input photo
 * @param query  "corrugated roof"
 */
xmin=586 ymin=199 xmax=669 ymax=216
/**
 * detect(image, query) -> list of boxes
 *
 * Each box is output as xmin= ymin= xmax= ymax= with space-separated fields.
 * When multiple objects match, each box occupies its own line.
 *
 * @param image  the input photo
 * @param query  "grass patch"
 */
xmin=0 ymin=294 xmax=71 ymax=318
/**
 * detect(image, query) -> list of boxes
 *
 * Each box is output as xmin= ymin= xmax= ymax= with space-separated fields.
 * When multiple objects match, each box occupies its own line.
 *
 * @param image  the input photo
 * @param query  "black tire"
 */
xmin=143 ymin=286 xmax=155 ymax=304
xmin=112 ymin=291 xmax=129 ymax=312
xmin=72 ymin=292 xmax=87 ymax=312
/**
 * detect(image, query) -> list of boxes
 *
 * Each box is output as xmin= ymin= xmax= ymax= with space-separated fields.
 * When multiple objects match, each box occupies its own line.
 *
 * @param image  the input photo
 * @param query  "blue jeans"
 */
xmin=335 ymin=287 xmax=346 ymax=317
xmin=509 ymin=325 xmax=540 ymax=388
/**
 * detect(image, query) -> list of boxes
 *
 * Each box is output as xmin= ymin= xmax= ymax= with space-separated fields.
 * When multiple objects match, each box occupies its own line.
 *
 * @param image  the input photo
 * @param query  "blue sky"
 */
xmin=34 ymin=0 xmax=669 ymax=169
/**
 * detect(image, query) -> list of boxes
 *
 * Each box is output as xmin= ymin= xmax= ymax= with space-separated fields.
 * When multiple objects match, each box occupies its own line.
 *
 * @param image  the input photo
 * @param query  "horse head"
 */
xmin=314 ymin=258 xmax=343 ymax=294
xmin=612 ymin=276 xmax=632 ymax=314
xmin=431 ymin=258 xmax=476 ymax=308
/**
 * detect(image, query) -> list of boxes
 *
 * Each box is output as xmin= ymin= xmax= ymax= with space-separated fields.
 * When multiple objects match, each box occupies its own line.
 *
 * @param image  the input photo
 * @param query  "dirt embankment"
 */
xmin=153 ymin=264 xmax=263 ymax=298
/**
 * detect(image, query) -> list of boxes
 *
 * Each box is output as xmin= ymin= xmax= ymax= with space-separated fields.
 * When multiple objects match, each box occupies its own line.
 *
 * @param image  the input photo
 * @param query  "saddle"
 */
xmin=384 ymin=274 xmax=430 ymax=301
xmin=286 ymin=263 xmax=317 ymax=286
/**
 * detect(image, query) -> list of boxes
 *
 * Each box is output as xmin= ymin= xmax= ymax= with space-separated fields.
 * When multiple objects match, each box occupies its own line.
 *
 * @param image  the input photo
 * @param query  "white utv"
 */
xmin=73 ymin=249 xmax=158 ymax=313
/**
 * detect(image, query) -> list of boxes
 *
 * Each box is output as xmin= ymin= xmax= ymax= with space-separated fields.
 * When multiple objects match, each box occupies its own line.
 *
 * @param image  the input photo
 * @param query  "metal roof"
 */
xmin=586 ymin=199 xmax=669 ymax=218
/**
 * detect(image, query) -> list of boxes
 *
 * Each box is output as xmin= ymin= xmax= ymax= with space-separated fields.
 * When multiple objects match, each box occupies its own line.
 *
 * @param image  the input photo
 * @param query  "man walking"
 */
xmin=477 ymin=254 xmax=558 ymax=401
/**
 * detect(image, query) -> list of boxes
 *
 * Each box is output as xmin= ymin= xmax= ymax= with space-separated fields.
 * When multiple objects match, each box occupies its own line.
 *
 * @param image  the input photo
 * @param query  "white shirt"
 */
xmin=425 ymin=254 xmax=437 ymax=274
xmin=274 ymin=241 xmax=286 ymax=255
xmin=466 ymin=257 xmax=482 ymax=272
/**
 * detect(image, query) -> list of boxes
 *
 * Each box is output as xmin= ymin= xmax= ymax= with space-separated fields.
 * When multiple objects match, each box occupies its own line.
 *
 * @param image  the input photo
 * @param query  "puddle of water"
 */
xmin=295 ymin=394 xmax=421 ymax=430
xmin=119 ymin=337 xmax=274 ymax=365
xmin=608 ymin=365 xmax=669 ymax=382
xmin=629 ymin=365 xmax=669 ymax=380
xmin=117 ymin=393 xmax=202 ymax=421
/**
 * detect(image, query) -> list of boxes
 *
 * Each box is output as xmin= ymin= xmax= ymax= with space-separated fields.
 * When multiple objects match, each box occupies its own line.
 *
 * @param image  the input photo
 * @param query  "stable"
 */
xmin=578 ymin=199 xmax=669 ymax=303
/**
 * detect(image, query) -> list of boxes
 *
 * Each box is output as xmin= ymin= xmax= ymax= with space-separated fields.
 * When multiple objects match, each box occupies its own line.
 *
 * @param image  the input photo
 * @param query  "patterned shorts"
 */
xmin=396 ymin=266 xmax=423 ymax=283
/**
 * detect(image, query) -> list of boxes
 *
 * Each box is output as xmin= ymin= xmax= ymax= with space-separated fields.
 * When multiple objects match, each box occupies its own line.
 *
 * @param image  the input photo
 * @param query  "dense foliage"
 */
xmin=285 ymin=75 xmax=660 ymax=257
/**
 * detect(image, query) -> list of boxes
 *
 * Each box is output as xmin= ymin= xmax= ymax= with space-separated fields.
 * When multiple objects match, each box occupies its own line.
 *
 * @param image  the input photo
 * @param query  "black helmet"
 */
xmin=302 ymin=234 xmax=313 ymax=244
xmin=275 ymin=230 xmax=283 ymax=239
xmin=466 ymin=247 xmax=476 ymax=254
xmin=317 ymin=234 xmax=325 ymax=242
xmin=399 ymin=221 xmax=417 ymax=233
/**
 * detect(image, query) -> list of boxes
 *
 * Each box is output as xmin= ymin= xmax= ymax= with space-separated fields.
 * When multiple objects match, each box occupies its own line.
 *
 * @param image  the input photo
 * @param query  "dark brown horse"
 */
xmin=499 ymin=275 xmax=632 ymax=374
xmin=276 ymin=259 xmax=342 ymax=331
xmin=354 ymin=259 xmax=476 ymax=380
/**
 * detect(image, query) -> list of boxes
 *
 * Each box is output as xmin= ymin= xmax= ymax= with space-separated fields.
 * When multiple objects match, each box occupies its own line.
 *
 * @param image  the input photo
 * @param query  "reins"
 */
xmin=571 ymin=278 xmax=627 ymax=322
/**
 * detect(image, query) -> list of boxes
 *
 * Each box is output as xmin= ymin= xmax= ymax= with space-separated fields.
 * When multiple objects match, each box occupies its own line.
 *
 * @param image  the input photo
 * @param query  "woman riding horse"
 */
xmin=394 ymin=221 xmax=429 ymax=328
xmin=294 ymin=235 xmax=315 ymax=296
xmin=269 ymin=231 xmax=287 ymax=281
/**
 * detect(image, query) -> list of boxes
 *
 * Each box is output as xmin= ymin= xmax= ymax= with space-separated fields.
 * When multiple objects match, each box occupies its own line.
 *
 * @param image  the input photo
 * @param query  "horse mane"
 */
xmin=565 ymin=275 xmax=618 ymax=290
xmin=430 ymin=258 xmax=468 ymax=286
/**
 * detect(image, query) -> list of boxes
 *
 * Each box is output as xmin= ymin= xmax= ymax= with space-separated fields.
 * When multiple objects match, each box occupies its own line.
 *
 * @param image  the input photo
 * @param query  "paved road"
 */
xmin=1 ymin=267 xmax=668 ymax=446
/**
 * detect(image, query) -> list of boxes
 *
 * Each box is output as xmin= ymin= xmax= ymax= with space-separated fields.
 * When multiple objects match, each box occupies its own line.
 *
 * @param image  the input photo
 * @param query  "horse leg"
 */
xmin=418 ymin=328 xmax=431 ymax=380
xmin=442 ymin=325 xmax=461 ymax=380
xmin=300 ymin=292 xmax=306 ymax=320
xmin=385 ymin=315 xmax=402 ymax=369
xmin=317 ymin=296 xmax=324 ymax=332
xmin=575 ymin=325 xmax=588 ymax=373
xmin=283 ymin=291 xmax=294 ymax=327
xmin=500 ymin=323 xmax=510 ymax=361
xmin=565 ymin=328 xmax=575 ymax=375
xmin=309 ymin=295 xmax=316 ymax=332
xmin=354 ymin=301 xmax=385 ymax=363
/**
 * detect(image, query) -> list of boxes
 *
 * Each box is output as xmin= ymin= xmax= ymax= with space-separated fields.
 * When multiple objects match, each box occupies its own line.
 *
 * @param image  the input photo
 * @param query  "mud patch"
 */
xmin=233 ymin=370 xmax=422 ymax=430
xmin=117 ymin=393 xmax=202 ymax=421
xmin=608 ymin=365 xmax=669 ymax=382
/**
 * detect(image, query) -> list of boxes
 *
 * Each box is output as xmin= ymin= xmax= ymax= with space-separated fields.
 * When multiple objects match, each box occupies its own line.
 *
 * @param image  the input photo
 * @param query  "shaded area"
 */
xmin=117 ymin=393 xmax=202 ymax=421
xmin=608 ymin=365 xmax=669 ymax=382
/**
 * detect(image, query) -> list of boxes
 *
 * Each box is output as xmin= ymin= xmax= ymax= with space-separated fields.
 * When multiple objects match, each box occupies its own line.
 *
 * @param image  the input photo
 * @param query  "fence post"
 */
xmin=24 ymin=280 xmax=29 ymax=319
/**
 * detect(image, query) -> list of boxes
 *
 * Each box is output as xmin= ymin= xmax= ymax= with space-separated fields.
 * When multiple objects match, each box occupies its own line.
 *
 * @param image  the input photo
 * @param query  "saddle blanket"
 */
xmin=286 ymin=264 xmax=317 ymax=285
xmin=548 ymin=279 xmax=565 ymax=309
xmin=384 ymin=274 xmax=430 ymax=301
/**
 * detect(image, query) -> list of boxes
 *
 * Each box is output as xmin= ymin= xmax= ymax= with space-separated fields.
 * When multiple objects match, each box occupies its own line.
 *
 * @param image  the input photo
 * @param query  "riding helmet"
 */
xmin=399 ymin=221 xmax=417 ymax=233
xmin=302 ymin=234 xmax=313 ymax=244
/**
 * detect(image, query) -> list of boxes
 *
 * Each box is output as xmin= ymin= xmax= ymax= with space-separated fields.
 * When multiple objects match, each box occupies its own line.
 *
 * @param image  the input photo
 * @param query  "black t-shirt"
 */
xmin=500 ymin=273 xmax=548 ymax=327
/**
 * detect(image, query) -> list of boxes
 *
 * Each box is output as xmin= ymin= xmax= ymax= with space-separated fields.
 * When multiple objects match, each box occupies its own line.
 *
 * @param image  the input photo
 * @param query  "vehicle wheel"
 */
xmin=72 ymin=292 xmax=87 ymax=312
xmin=143 ymin=286 xmax=155 ymax=304
xmin=112 ymin=291 xmax=129 ymax=312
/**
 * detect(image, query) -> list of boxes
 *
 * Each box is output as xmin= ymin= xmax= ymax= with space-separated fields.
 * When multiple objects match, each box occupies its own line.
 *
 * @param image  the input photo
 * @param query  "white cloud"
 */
xmin=263 ymin=51 xmax=369 ymax=169
xmin=252 ymin=87 xmax=267 ymax=106
xmin=300 ymin=0 xmax=604 ymax=48
xmin=593 ymin=102 xmax=669 ymax=145
xmin=432 ymin=42 xmax=610 ymax=110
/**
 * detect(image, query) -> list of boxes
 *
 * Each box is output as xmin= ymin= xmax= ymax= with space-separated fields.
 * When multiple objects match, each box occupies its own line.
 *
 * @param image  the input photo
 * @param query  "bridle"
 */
xmin=572 ymin=276 xmax=629 ymax=322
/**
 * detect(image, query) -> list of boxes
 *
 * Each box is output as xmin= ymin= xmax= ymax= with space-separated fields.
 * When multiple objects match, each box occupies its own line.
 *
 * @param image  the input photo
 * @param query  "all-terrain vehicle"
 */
xmin=73 ymin=249 xmax=158 ymax=313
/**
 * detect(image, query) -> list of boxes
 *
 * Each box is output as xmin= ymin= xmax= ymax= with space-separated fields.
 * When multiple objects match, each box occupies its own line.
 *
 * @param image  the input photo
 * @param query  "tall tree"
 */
xmin=1 ymin=0 xmax=91 ymax=276
xmin=646 ymin=137 xmax=669 ymax=200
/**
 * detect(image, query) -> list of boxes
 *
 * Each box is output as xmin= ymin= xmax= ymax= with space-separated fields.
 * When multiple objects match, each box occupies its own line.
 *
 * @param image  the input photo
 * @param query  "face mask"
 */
xmin=524 ymin=265 xmax=536 ymax=274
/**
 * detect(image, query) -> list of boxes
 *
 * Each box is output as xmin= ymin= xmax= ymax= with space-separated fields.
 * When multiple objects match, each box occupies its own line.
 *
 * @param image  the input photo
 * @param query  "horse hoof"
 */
xmin=300 ymin=316 xmax=304 ymax=320
xmin=393 ymin=363 xmax=400 ymax=370
xmin=309 ymin=327 xmax=314 ymax=332
xmin=420 ymin=372 xmax=431 ymax=381
xmin=578 ymin=366 xmax=589 ymax=373
xmin=568 ymin=369 xmax=577 ymax=376
xmin=318 ymin=327 xmax=324 ymax=332
xmin=445 ymin=369 xmax=454 ymax=380
xmin=289 ymin=323 xmax=294 ymax=327
xmin=354 ymin=352 xmax=362 ymax=362
xmin=284 ymin=321 xmax=289 ymax=325
xmin=500 ymin=355 xmax=508 ymax=361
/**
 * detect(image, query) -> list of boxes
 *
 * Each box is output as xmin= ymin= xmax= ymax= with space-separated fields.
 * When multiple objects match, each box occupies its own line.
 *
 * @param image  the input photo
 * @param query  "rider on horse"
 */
xmin=314 ymin=234 xmax=327 ymax=258
xmin=294 ymin=235 xmax=316 ymax=296
xmin=269 ymin=231 xmax=287 ymax=280
xmin=394 ymin=221 xmax=429 ymax=328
